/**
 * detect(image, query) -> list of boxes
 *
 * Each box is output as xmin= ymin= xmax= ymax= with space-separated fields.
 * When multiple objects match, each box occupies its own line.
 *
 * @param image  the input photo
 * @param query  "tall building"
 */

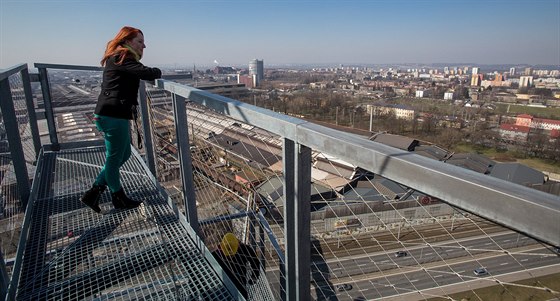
xmin=495 ymin=73 xmax=503 ymax=81
xmin=510 ymin=67 xmax=516 ymax=76
xmin=472 ymin=67 xmax=479 ymax=75
xmin=519 ymin=76 xmax=534 ymax=88
xmin=471 ymin=74 xmax=483 ymax=86
xmin=249 ymin=59 xmax=264 ymax=85
xmin=524 ymin=67 xmax=533 ymax=76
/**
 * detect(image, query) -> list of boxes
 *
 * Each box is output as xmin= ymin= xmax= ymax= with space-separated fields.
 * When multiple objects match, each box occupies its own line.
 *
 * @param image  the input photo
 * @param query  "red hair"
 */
xmin=100 ymin=26 xmax=143 ymax=66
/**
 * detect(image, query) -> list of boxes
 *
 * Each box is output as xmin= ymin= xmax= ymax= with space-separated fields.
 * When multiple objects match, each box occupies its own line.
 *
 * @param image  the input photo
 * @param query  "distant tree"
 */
xmin=421 ymin=115 xmax=437 ymax=134
xmin=396 ymin=117 xmax=409 ymax=135
xmin=439 ymin=128 xmax=463 ymax=150
xmin=547 ymin=138 xmax=560 ymax=162
xmin=461 ymin=86 xmax=470 ymax=99
xmin=292 ymin=95 xmax=308 ymax=114
xmin=527 ymin=128 xmax=549 ymax=158
xmin=383 ymin=87 xmax=396 ymax=97
xmin=433 ymin=86 xmax=446 ymax=99
xmin=411 ymin=116 xmax=419 ymax=135
xmin=381 ymin=112 xmax=398 ymax=133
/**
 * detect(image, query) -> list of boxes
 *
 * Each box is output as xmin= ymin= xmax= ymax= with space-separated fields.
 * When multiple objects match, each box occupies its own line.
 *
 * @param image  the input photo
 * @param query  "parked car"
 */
xmin=336 ymin=283 xmax=352 ymax=292
xmin=473 ymin=267 xmax=488 ymax=276
xmin=395 ymin=250 xmax=408 ymax=258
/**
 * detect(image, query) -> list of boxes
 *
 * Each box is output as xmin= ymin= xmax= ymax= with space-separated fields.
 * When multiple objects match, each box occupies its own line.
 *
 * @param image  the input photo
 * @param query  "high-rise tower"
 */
xmin=249 ymin=59 xmax=264 ymax=85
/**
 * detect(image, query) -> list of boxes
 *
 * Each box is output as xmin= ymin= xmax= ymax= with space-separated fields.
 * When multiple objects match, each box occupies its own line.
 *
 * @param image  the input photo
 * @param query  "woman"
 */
xmin=80 ymin=26 xmax=162 ymax=213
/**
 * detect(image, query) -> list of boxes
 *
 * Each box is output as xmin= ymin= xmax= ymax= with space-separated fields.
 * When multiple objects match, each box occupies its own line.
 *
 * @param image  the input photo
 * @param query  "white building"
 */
xmin=367 ymin=104 xmax=415 ymax=120
xmin=249 ymin=59 xmax=264 ymax=84
xmin=519 ymin=76 xmax=534 ymax=88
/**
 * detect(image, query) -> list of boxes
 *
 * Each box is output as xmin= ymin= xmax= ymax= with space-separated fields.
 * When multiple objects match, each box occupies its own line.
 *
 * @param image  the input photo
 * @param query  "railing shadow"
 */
xmin=18 ymin=207 xmax=135 ymax=297
xmin=311 ymin=238 xmax=338 ymax=301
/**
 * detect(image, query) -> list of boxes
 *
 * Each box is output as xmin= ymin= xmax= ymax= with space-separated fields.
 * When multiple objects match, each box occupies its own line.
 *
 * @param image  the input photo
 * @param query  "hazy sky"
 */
xmin=1 ymin=0 xmax=559 ymax=68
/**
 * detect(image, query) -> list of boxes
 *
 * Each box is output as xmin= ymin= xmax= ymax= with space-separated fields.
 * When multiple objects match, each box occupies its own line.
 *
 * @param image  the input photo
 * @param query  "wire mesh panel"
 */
xmin=144 ymin=85 xmax=179 ymax=186
xmin=143 ymin=86 xmax=279 ymax=300
xmin=146 ymin=81 xmax=560 ymax=301
xmin=0 ymin=71 xmax=37 ymax=280
xmin=299 ymin=151 xmax=560 ymax=301
xmin=14 ymin=148 xmax=237 ymax=300
xmin=41 ymin=69 xmax=103 ymax=144
xmin=6 ymin=73 xmax=37 ymax=166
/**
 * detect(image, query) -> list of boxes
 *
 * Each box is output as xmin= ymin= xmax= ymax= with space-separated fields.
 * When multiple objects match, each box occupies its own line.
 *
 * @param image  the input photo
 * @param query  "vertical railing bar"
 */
xmin=0 ymin=250 xmax=7 ymax=301
xmin=138 ymin=81 xmax=157 ymax=176
xmin=20 ymin=67 xmax=42 ymax=159
xmin=172 ymin=92 xmax=201 ymax=236
xmin=295 ymin=143 xmax=312 ymax=300
xmin=257 ymin=211 xmax=267 ymax=272
xmin=0 ymin=77 xmax=30 ymax=207
xmin=281 ymin=138 xmax=294 ymax=301
xmin=36 ymin=67 xmax=59 ymax=150
xmin=282 ymin=138 xmax=312 ymax=300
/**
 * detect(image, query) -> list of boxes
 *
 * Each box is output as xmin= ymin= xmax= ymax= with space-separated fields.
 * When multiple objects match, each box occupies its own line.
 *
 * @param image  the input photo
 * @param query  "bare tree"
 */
xmin=527 ymin=128 xmax=550 ymax=158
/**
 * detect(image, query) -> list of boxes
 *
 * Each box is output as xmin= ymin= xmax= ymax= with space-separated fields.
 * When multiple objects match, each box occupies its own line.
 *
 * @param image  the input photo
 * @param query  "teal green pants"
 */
xmin=93 ymin=114 xmax=131 ymax=193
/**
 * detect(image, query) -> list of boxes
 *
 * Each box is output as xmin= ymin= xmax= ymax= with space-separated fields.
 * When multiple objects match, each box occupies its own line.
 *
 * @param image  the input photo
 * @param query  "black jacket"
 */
xmin=94 ymin=55 xmax=162 ymax=120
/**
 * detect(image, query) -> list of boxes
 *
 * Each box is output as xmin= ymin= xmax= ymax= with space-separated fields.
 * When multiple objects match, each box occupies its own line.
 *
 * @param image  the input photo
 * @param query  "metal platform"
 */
xmin=11 ymin=146 xmax=239 ymax=300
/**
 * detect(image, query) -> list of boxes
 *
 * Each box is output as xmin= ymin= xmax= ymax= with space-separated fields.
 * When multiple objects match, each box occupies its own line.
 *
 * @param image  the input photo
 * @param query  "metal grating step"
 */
xmin=14 ymin=146 xmax=237 ymax=300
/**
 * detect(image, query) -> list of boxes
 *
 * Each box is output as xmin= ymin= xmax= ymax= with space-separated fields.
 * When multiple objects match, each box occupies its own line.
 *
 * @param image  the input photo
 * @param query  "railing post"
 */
xmin=20 ymin=67 xmax=41 ymax=159
xmin=172 ymin=92 xmax=201 ymax=236
xmin=0 ymin=251 xmax=7 ymax=301
xmin=37 ymin=67 xmax=59 ymax=150
xmin=138 ymin=81 xmax=157 ymax=176
xmin=282 ymin=138 xmax=311 ymax=301
xmin=258 ymin=211 xmax=267 ymax=271
xmin=0 ymin=76 xmax=31 ymax=208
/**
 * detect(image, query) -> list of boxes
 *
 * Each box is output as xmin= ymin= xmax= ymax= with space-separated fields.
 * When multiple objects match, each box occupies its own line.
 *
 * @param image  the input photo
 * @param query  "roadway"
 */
xmin=322 ymin=232 xmax=538 ymax=279
xmin=323 ymin=247 xmax=560 ymax=300
xmin=264 ymin=231 xmax=560 ymax=300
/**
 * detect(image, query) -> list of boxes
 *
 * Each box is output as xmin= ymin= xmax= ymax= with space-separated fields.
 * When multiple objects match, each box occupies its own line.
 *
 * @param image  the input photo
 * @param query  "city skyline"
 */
xmin=1 ymin=0 xmax=559 ymax=68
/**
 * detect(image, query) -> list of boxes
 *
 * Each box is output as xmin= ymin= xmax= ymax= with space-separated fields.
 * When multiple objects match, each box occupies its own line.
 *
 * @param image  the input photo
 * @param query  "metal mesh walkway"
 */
xmin=14 ymin=146 xmax=238 ymax=300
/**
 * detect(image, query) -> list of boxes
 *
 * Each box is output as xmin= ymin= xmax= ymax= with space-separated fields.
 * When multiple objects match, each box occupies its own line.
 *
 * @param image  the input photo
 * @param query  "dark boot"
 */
xmin=80 ymin=184 xmax=106 ymax=213
xmin=111 ymin=189 xmax=142 ymax=209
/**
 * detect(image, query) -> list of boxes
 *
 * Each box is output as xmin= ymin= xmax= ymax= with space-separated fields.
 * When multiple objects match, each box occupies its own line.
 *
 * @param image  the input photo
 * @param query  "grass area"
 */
xmin=452 ymin=143 xmax=560 ymax=174
xmin=452 ymin=143 xmax=505 ymax=157
xmin=428 ymin=273 xmax=560 ymax=301
xmin=516 ymin=158 xmax=560 ymax=175
xmin=495 ymin=103 xmax=560 ymax=119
